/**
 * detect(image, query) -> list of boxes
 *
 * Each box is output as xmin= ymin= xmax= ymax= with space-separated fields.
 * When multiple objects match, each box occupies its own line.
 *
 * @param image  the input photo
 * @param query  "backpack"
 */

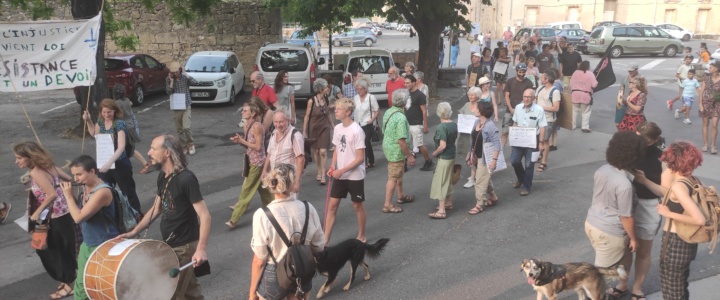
xmin=536 ymin=85 xmax=559 ymax=119
xmin=101 ymin=184 xmax=139 ymax=234
xmin=662 ymin=177 xmax=720 ymax=253
xmin=111 ymin=120 xmax=135 ymax=157
xmin=262 ymin=201 xmax=316 ymax=296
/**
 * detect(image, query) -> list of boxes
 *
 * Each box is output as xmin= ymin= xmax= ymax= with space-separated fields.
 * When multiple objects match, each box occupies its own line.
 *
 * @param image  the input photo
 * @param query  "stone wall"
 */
xmin=2 ymin=1 xmax=282 ymax=74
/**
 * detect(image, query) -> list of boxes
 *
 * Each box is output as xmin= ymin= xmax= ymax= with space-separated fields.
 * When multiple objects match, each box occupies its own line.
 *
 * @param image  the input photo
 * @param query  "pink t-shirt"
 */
xmin=332 ymin=122 xmax=366 ymax=180
xmin=569 ymin=70 xmax=598 ymax=105
xmin=503 ymin=31 xmax=513 ymax=42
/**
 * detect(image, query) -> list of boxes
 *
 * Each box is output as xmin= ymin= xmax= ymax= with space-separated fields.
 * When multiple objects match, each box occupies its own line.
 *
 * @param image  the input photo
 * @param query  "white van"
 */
xmin=340 ymin=49 xmax=394 ymax=101
xmin=255 ymin=43 xmax=325 ymax=99
xmin=548 ymin=21 xmax=582 ymax=30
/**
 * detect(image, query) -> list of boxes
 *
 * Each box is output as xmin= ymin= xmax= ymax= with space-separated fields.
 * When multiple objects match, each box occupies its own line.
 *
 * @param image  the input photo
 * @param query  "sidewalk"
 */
xmin=646 ymin=274 xmax=720 ymax=299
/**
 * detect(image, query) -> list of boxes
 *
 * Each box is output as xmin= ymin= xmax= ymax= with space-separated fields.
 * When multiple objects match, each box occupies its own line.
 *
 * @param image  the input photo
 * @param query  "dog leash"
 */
xmin=323 ymin=176 xmax=332 ymax=231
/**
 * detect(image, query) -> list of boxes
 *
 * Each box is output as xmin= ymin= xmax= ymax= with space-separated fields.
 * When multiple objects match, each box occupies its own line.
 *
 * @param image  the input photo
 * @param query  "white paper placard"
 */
xmin=457 ymin=114 xmax=479 ymax=134
xmin=482 ymin=142 xmax=507 ymax=173
xmin=508 ymin=127 xmax=537 ymax=148
xmin=170 ymin=93 xmax=187 ymax=110
xmin=95 ymin=134 xmax=116 ymax=170
xmin=531 ymin=151 xmax=541 ymax=162
xmin=493 ymin=61 xmax=509 ymax=75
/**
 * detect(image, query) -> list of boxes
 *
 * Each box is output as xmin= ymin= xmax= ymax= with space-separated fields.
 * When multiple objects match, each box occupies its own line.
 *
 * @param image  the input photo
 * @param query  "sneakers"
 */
xmin=463 ymin=177 xmax=475 ymax=188
xmin=188 ymin=145 xmax=196 ymax=156
xmin=549 ymin=145 xmax=558 ymax=151
xmin=683 ymin=119 xmax=692 ymax=125
xmin=674 ymin=109 xmax=680 ymax=119
xmin=419 ymin=160 xmax=435 ymax=171
xmin=667 ymin=100 xmax=673 ymax=110
xmin=0 ymin=202 xmax=11 ymax=224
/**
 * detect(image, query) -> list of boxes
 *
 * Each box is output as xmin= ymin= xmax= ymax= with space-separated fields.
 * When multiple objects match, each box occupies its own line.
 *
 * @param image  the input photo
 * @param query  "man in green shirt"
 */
xmin=381 ymin=89 xmax=416 ymax=213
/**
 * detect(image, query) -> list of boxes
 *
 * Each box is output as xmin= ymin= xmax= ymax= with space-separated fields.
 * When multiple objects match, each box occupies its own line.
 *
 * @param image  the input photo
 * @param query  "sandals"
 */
xmin=712 ymin=147 xmax=718 ymax=154
xmin=382 ymin=205 xmax=403 ymax=213
xmin=397 ymin=195 xmax=415 ymax=204
xmin=435 ymin=204 xmax=453 ymax=210
xmin=468 ymin=205 xmax=484 ymax=215
xmin=320 ymin=177 xmax=326 ymax=185
xmin=537 ymin=163 xmax=548 ymax=172
xmin=701 ymin=145 xmax=708 ymax=152
xmin=486 ymin=195 xmax=499 ymax=207
xmin=630 ymin=293 xmax=646 ymax=300
xmin=606 ymin=287 xmax=629 ymax=299
xmin=49 ymin=284 xmax=73 ymax=300
xmin=428 ymin=211 xmax=447 ymax=219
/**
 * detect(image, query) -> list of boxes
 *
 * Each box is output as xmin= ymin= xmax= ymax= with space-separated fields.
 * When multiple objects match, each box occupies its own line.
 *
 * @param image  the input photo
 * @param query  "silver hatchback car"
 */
xmin=587 ymin=25 xmax=684 ymax=58
xmin=332 ymin=28 xmax=377 ymax=47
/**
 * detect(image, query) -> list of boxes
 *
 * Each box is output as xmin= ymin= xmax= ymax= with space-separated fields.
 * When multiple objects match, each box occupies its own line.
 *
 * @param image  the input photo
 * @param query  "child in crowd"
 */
xmin=675 ymin=69 xmax=701 ymax=124
xmin=700 ymin=46 xmax=710 ymax=65
xmin=683 ymin=47 xmax=692 ymax=60
xmin=525 ymin=57 xmax=539 ymax=88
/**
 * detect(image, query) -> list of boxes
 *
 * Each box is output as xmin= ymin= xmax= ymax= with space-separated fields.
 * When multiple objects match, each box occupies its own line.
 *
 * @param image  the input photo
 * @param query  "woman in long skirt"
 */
xmin=428 ymin=102 xmax=458 ymax=219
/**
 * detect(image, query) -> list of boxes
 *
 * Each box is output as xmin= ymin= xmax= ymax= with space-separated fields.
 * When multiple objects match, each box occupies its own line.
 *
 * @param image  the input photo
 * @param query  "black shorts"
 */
xmin=330 ymin=179 xmax=365 ymax=202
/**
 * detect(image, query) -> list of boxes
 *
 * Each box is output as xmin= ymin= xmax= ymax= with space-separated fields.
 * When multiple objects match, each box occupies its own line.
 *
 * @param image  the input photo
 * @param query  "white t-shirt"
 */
xmin=353 ymin=93 xmax=379 ymax=126
xmin=535 ymin=85 xmax=561 ymax=122
xmin=332 ymin=122 xmax=366 ymax=180
xmin=676 ymin=64 xmax=692 ymax=84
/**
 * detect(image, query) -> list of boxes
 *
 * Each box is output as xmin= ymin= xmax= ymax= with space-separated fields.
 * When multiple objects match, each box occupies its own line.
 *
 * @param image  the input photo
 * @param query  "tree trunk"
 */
xmin=71 ymin=0 xmax=107 ymax=135
xmin=413 ymin=21 xmax=444 ymax=98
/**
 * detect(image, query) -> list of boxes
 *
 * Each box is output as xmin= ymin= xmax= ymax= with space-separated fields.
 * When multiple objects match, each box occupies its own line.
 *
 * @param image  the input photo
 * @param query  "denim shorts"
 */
xmin=257 ymin=264 xmax=312 ymax=300
xmin=682 ymin=96 xmax=694 ymax=107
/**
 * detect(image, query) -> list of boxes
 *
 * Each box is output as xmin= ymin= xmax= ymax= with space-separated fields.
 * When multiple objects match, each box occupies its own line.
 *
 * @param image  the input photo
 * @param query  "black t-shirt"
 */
xmin=536 ymin=53 xmax=554 ymax=73
xmin=157 ymin=169 xmax=204 ymax=247
xmin=559 ymin=51 xmax=582 ymax=76
xmin=633 ymin=145 xmax=663 ymax=199
xmin=524 ymin=49 xmax=538 ymax=61
xmin=466 ymin=64 xmax=483 ymax=87
xmin=406 ymin=89 xmax=427 ymax=125
xmin=504 ymin=77 xmax=535 ymax=108
xmin=470 ymin=126 xmax=484 ymax=158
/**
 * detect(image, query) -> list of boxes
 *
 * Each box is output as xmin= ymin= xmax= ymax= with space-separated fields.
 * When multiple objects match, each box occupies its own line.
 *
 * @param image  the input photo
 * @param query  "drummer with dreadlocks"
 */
xmin=118 ymin=134 xmax=212 ymax=299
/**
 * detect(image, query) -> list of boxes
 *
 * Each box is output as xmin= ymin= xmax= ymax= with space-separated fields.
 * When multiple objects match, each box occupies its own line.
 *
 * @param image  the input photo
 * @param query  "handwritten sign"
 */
xmin=0 ymin=14 xmax=101 ymax=92
xmin=95 ymin=134 xmax=116 ymax=170
xmin=508 ymin=127 xmax=537 ymax=148
xmin=493 ymin=62 xmax=509 ymax=75
xmin=483 ymin=142 xmax=507 ymax=173
xmin=457 ymin=114 xmax=479 ymax=134
xmin=170 ymin=93 xmax=187 ymax=110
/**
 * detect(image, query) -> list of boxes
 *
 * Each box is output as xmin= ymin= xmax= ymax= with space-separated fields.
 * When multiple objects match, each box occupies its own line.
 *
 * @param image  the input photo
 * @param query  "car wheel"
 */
xmin=682 ymin=34 xmax=690 ymax=41
xmin=364 ymin=39 xmax=373 ymax=47
xmin=131 ymin=85 xmax=144 ymax=106
xmin=610 ymin=46 xmax=623 ymax=58
xmin=333 ymin=40 xmax=341 ymax=47
xmin=664 ymin=45 xmax=678 ymax=57
xmin=227 ymin=86 xmax=236 ymax=106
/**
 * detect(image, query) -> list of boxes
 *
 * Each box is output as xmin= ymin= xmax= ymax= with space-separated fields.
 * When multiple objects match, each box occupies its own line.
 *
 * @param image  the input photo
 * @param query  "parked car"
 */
xmin=73 ymin=53 xmax=169 ymax=106
xmin=286 ymin=30 xmax=322 ymax=48
xmin=655 ymin=23 xmax=693 ymax=41
xmin=587 ymin=25 xmax=684 ymax=58
xmin=185 ymin=51 xmax=245 ymax=105
xmin=548 ymin=21 xmax=582 ymax=30
xmin=332 ymin=28 xmax=377 ymax=47
xmin=255 ymin=43 xmax=325 ymax=99
xmin=397 ymin=24 xmax=413 ymax=32
xmin=515 ymin=26 xmax=557 ymax=45
xmin=337 ymin=49 xmax=394 ymax=102
xmin=555 ymin=28 xmax=588 ymax=44
xmin=592 ymin=21 xmax=621 ymax=31
xmin=386 ymin=22 xmax=398 ymax=30
xmin=576 ymin=33 xmax=592 ymax=54
xmin=359 ymin=25 xmax=382 ymax=36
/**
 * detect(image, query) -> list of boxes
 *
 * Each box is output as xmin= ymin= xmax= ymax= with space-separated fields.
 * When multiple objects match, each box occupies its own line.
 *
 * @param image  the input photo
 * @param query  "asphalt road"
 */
xmin=1 ymin=30 xmax=719 ymax=300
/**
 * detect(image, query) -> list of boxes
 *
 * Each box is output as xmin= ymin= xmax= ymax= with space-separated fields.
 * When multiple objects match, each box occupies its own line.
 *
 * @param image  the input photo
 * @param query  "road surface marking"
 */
xmin=41 ymin=101 xmax=75 ymax=114
xmin=640 ymin=59 xmax=665 ymax=70
xmin=137 ymin=99 xmax=168 ymax=113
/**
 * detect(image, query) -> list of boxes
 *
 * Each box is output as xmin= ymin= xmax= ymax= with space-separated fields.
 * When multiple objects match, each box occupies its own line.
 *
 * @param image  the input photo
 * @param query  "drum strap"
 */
xmin=143 ymin=172 xmax=176 ymax=239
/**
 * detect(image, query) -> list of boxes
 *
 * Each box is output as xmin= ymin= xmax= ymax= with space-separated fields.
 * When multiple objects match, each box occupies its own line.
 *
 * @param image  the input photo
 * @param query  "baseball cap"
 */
xmin=516 ymin=63 xmax=527 ymax=71
xmin=629 ymin=64 xmax=639 ymax=71
xmin=169 ymin=61 xmax=181 ymax=72
xmin=472 ymin=52 xmax=482 ymax=57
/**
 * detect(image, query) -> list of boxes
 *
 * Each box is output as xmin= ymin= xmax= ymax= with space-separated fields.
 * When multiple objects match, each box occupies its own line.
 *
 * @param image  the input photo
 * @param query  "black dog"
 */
xmin=314 ymin=238 xmax=389 ymax=298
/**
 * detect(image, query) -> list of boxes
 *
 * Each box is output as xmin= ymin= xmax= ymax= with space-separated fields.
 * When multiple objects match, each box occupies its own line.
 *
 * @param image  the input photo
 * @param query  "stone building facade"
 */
xmin=466 ymin=0 xmax=719 ymax=38
xmin=2 ymin=1 xmax=282 ymax=72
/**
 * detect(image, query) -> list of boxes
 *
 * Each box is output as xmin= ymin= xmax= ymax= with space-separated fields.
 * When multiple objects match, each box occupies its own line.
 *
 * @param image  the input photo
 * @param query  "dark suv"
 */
xmin=73 ymin=54 xmax=169 ymax=105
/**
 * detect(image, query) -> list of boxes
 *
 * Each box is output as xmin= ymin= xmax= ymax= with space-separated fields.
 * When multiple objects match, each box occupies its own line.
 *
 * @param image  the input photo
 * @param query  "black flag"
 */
xmin=593 ymin=39 xmax=616 ymax=92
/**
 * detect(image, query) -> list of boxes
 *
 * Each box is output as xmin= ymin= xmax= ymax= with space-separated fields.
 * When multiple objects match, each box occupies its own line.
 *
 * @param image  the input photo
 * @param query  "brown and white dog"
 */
xmin=521 ymin=258 xmax=627 ymax=300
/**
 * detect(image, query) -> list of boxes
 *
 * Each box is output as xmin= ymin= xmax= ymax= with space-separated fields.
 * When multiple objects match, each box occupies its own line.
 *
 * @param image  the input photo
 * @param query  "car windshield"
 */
xmin=185 ymin=56 xmax=228 ymax=72
xmin=348 ymin=55 xmax=391 ymax=75
xmin=104 ymin=59 xmax=125 ymax=71
xmin=260 ymin=50 xmax=309 ymax=72
xmin=537 ymin=28 xmax=555 ymax=37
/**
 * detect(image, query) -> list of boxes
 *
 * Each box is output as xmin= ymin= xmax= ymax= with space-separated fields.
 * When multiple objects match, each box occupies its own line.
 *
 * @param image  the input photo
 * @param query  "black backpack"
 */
xmin=262 ymin=201 xmax=316 ymax=297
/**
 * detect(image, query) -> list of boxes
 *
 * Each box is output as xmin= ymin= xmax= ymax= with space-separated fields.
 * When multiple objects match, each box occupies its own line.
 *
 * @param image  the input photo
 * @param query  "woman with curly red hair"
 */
xmin=634 ymin=141 xmax=706 ymax=300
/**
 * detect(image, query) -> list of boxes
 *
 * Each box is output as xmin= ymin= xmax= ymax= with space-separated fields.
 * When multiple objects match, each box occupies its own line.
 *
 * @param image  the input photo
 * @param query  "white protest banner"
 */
xmin=170 ymin=93 xmax=187 ymax=110
xmin=0 ymin=14 xmax=101 ymax=92
xmin=483 ymin=142 xmax=507 ymax=173
xmin=508 ymin=127 xmax=537 ymax=148
xmin=95 ymin=134 xmax=116 ymax=170
xmin=457 ymin=114 xmax=479 ymax=134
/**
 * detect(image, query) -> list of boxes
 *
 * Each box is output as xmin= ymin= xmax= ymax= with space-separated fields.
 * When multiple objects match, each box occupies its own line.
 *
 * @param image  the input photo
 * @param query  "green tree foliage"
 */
xmin=268 ymin=0 xmax=492 ymax=96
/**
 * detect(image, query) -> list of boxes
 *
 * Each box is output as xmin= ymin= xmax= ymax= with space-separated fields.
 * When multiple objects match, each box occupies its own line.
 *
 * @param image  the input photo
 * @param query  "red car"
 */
xmin=74 ymin=54 xmax=169 ymax=106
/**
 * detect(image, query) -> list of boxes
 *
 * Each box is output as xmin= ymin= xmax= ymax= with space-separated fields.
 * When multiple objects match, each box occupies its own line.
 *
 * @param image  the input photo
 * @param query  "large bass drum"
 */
xmin=84 ymin=239 xmax=179 ymax=300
